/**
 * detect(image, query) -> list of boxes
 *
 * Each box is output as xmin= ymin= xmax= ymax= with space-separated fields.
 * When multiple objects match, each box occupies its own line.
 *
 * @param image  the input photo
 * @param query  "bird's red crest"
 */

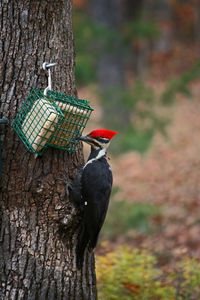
xmin=89 ymin=129 xmax=118 ymax=140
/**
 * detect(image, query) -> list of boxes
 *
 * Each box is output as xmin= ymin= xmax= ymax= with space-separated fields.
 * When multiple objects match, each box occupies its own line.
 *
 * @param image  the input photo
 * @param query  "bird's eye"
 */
xmin=92 ymin=140 xmax=100 ymax=147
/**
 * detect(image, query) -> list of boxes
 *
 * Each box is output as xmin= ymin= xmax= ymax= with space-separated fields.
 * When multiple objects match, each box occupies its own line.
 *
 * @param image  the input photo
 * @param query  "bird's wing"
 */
xmin=87 ymin=188 xmax=111 ymax=249
xmin=70 ymin=169 xmax=83 ymax=205
xmin=81 ymin=159 xmax=113 ymax=249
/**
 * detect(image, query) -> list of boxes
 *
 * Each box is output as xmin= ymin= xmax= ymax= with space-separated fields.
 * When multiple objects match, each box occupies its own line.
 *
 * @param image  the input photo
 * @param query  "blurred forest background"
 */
xmin=73 ymin=0 xmax=200 ymax=298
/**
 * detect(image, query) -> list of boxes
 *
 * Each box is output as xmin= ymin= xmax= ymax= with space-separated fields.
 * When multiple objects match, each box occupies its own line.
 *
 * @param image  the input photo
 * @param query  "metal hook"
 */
xmin=42 ymin=62 xmax=57 ymax=96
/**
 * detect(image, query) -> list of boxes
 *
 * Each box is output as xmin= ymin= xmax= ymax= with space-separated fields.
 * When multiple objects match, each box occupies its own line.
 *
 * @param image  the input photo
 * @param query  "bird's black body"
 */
xmin=70 ymin=148 xmax=113 ymax=269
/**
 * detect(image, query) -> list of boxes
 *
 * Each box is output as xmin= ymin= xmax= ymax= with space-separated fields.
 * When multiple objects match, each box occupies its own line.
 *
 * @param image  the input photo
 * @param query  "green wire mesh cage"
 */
xmin=12 ymin=89 xmax=93 ymax=155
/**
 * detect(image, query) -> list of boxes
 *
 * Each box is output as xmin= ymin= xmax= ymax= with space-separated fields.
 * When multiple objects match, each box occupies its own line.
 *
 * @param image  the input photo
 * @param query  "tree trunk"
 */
xmin=90 ymin=0 xmax=124 ymax=89
xmin=0 ymin=1 xmax=97 ymax=299
xmin=90 ymin=0 xmax=131 ymax=133
xmin=195 ymin=2 xmax=200 ymax=54
xmin=153 ymin=0 xmax=173 ymax=54
xmin=136 ymin=0 xmax=152 ymax=77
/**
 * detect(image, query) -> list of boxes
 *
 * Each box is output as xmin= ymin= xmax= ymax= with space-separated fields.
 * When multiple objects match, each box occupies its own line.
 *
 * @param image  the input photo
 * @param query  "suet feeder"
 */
xmin=12 ymin=62 xmax=93 ymax=155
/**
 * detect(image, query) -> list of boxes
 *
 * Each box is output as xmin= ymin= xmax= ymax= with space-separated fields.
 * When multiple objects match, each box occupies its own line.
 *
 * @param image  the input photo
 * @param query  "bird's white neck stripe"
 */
xmin=83 ymin=149 xmax=106 ymax=169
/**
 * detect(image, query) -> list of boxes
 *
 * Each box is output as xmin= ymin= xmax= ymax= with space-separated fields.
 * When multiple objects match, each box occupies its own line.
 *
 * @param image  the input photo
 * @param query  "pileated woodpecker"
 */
xmin=70 ymin=129 xmax=118 ymax=269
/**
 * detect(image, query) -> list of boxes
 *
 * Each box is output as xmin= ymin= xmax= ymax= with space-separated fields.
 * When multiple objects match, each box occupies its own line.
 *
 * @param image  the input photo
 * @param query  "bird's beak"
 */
xmin=77 ymin=135 xmax=92 ymax=144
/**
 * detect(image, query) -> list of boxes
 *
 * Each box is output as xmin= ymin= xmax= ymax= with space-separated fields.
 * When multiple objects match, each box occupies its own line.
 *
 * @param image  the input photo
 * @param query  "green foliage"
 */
xmin=102 ymin=200 xmax=160 ymax=240
xmin=73 ymin=12 xmax=94 ymax=53
xmin=75 ymin=55 xmax=96 ymax=86
xmin=97 ymin=247 xmax=175 ymax=300
xmin=73 ymin=10 xmax=122 ymax=86
xmin=73 ymin=11 xmax=97 ymax=86
xmin=73 ymin=8 xmax=200 ymax=154
xmin=73 ymin=9 xmax=160 ymax=87
xmin=118 ymin=127 xmax=154 ymax=153
xmin=130 ymin=80 xmax=169 ymax=137
xmin=123 ymin=20 xmax=159 ymax=44
xmin=130 ymin=79 xmax=155 ymax=106
xmin=100 ymin=80 xmax=169 ymax=154
xmin=169 ymin=258 xmax=200 ymax=299
xmin=161 ymin=61 xmax=200 ymax=105
xmin=96 ymin=247 xmax=200 ymax=300
xmin=92 ymin=24 xmax=121 ymax=53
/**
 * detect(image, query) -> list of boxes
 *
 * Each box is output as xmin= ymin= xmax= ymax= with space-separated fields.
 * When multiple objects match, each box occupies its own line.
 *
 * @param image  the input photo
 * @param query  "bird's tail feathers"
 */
xmin=88 ymin=231 xmax=100 ymax=251
xmin=76 ymin=227 xmax=89 ymax=269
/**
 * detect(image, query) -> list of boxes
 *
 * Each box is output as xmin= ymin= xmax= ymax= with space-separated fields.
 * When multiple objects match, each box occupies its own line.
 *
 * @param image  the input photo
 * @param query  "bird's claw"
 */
xmin=66 ymin=180 xmax=72 ymax=198
xmin=55 ymin=176 xmax=72 ymax=198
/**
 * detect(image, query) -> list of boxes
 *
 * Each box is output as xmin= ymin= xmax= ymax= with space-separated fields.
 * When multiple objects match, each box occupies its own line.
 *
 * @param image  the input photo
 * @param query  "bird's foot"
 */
xmin=56 ymin=175 xmax=72 ymax=198
xmin=65 ymin=180 xmax=72 ymax=198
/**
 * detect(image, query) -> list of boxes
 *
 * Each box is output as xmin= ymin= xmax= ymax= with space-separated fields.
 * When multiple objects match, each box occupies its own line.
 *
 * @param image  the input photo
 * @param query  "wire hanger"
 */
xmin=42 ymin=62 xmax=57 ymax=96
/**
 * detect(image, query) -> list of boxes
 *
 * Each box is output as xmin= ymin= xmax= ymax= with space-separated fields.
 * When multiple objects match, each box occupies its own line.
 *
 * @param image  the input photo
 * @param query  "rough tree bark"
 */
xmin=0 ymin=1 xmax=97 ymax=299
